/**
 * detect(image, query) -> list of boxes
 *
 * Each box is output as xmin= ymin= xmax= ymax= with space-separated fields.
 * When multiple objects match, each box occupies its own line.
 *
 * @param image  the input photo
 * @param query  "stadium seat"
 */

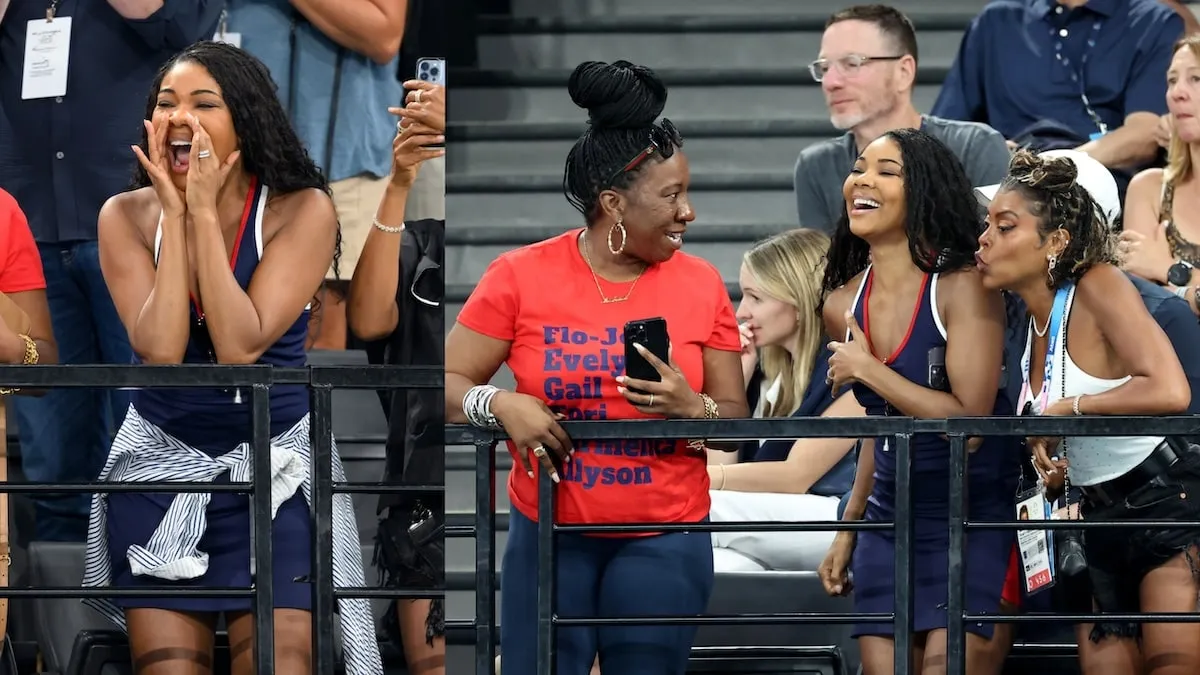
xmin=28 ymin=542 xmax=114 ymax=673
xmin=687 ymin=646 xmax=847 ymax=675
xmin=697 ymin=571 xmax=860 ymax=675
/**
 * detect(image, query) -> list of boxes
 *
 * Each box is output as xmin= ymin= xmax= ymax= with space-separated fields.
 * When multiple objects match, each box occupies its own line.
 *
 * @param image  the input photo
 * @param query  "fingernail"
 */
xmin=551 ymin=471 xmax=560 ymax=483
xmin=617 ymin=386 xmax=626 ymax=394
xmin=527 ymin=470 xmax=534 ymax=479
xmin=615 ymin=376 xmax=625 ymax=383
xmin=634 ymin=342 xmax=645 ymax=351
xmin=437 ymin=135 xmax=445 ymax=142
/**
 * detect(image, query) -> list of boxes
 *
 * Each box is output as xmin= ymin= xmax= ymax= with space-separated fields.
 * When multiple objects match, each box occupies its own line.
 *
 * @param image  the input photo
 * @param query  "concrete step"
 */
xmin=448 ymin=118 xmax=826 ymax=176
xmin=448 ymin=67 xmax=945 ymax=124
xmin=448 ymin=173 xmax=795 ymax=228
xmin=506 ymin=0 xmax=989 ymax=18
xmin=477 ymin=22 xmax=965 ymax=72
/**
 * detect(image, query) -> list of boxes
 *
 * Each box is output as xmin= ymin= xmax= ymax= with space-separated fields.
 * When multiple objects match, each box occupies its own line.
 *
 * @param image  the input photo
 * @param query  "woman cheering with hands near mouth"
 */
xmin=86 ymin=43 xmax=381 ymax=675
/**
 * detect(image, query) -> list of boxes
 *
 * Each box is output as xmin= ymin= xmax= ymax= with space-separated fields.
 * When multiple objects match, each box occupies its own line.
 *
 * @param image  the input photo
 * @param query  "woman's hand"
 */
xmin=183 ymin=115 xmax=241 ymax=219
xmin=131 ymin=119 xmax=186 ymax=219
xmin=1118 ymin=226 xmax=1174 ymax=285
xmin=490 ymin=391 xmax=573 ymax=483
xmin=738 ymin=323 xmax=758 ymax=385
xmin=397 ymin=80 xmax=446 ymax=133
xmin=385 ymin=118 xmax=445 ymax=188
xmin=819 ymin=531 xmax=856 ymax=596
xmin=617 ymin=343 xmax=705 ymax=418
xmin=827 ymin=312 xmax=878 ymax=391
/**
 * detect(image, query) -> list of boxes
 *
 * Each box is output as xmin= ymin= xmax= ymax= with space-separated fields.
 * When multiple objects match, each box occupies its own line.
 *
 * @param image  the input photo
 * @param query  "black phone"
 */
xmin=623 ymin=317 xmax=670 ymax=393
xmin=927 ymin=346 xmax=949 ymax=392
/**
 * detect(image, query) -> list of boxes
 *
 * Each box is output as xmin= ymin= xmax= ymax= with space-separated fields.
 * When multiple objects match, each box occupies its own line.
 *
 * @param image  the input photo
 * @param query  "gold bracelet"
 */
xmin=717 ymin=463 xmax=727 ymax=490
xmin=0 ymin=335 xmax=38 ymax=395
xmin=698 ymin=392 xmax=719 ymax=419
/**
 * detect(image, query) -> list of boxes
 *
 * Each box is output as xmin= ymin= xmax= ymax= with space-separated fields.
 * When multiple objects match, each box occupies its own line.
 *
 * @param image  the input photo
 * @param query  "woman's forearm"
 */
xmin=347 ymin=182 xmax=409 ymax=341
xmin=130 ymin=214 xmax=190 ymax=363
xmin=840 ymin=438 xmax=875 ymax=521
xmin=191 ymin=211 xmax=267 ymax=363
xmin=712 ymin=437 xmax=858 ymax=494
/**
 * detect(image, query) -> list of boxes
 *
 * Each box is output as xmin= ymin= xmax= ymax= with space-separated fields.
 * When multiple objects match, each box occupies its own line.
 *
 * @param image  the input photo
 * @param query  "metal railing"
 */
xmin=0 ymin=363 xmax=444 ymax=674
xmin=450 ymin=413 xmax=1200 ymax=675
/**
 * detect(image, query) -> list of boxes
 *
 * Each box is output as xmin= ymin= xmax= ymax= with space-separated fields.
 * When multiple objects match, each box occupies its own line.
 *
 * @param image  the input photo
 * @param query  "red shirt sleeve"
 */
xmin=705 ymin=263 xmax=739 ymax=352
xmin=0 ymin=191 xmax=45 ymax=294
xmin=457 ymin=254 xmax=518 ymax=341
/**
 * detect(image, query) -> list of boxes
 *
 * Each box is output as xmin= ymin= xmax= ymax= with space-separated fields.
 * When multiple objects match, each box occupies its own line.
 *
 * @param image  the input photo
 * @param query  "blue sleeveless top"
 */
xmin=131 ymin=177 xmax=310 ymax=454
xmin=849 ymin=267 xmax=1019 ymax=520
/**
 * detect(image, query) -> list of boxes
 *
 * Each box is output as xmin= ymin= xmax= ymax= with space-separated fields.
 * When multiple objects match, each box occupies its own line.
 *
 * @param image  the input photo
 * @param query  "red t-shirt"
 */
xmin=0 ymin=189 xmax=45 ymax=294
xmin=458 ymin=229 xmax=740 ymax=529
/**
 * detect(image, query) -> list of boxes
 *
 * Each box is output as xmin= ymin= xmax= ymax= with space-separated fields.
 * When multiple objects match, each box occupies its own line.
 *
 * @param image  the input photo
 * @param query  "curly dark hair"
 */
xmin=562 ymin=60 xmax=684 ymax=223
xmin=999 ymin=150 xmax=1117 ymax=288
xmin=132 ymin=41 xmax=342 ymax=278
xmin=822 ymin=128 xmax=982 ymax=292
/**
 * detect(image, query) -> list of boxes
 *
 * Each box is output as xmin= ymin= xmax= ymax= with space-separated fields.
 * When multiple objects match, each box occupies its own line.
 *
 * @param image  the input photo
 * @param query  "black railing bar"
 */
xmin=535 ymin=468 xmax=556 ymax=675
xmin=250 ymin=384 xmax=275 ymax=675
xmin=0 ymin=482 xmax=251 ymax=493
xmin=333 ymin=588 xmax=446 ymax=599
xmin=308 ymin=365 xmax=443 ymax=388
xmin=0 ymin=364 xmax=443 ymax=388
xmin=892 ymin=433 xmax=915 ymax=675
xmin=447 ymin=415 xmax=1200 ymax=444
xmin=474 ymin=436 xmax=499 ymax=675
xmin=309 ymin=386 xmax=336 ymax=675
xmin=446 ymin=525 xmax=475 ymax=537
xmin=0 ymin=587 xmax=253 ymax=598
xmin=968 ymin=612 xmax=1200 ymax=622
xmin=946 ymin=435 xmax=968 ymax=675
xmin=966 ymin=519 xmax=1200 ymax=529
xmin=553 ymin=613 xmax=895 ymax=627
xmin=333 ymin=482 xmax=445 ymax=494
xmin=552 ymin=520 xmax=892 ymax=533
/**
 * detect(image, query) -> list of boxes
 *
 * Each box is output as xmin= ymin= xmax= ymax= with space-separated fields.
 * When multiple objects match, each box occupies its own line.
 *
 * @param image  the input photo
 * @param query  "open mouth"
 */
xmin=666 ymin=231 xmax=684 ymax=248
xmin=169 ymin=140 xmax=192 ymax=174
xmin=852 ymin=198 xmax=880 ymax=210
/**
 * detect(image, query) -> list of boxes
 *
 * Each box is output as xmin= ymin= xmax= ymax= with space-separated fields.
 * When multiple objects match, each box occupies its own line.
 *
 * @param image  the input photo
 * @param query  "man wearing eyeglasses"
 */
xmin=793 ymin=5 xmax=1012 ymax=234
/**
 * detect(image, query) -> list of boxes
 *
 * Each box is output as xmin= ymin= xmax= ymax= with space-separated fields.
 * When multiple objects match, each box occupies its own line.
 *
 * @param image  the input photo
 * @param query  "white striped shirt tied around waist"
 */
xmin=81 ymin=404 xmax=384 ymax=674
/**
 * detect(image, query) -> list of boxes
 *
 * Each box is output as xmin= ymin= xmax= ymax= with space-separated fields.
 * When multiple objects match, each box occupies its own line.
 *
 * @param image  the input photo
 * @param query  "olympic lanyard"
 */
xmin=1054 ymin=18 xmax=1107 ymax=135
xmin=1020 ymin=284 xmax=1072 ymax=414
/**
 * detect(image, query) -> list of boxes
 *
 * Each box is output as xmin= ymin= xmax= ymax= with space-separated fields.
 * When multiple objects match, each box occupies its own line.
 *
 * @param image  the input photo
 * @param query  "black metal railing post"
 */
xmin=474 ymin=438 xmax=498 ymax=675
xmin=536 ymin=468 xmax=557 ymax=675
xmin=250 ymin=383 xmax=275 ymax=674
xmin=893 ymin=432 xmax=914 ymax=675
xmin=309 ymin=384 xmax=337 ymax=673
xmin=946 ymin=434 xmax=968 ymax=675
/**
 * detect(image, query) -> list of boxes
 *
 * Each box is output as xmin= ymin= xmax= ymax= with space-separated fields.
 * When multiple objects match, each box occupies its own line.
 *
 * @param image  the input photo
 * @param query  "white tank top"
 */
xmin=1018 ymin=284 xmax=1162 ymax=486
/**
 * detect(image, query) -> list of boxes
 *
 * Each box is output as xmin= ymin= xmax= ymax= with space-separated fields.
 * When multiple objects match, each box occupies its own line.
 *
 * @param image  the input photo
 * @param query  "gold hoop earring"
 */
xmin=607 ymin=218 xmax=627 ymax=255
xmin=1047 ymin=253 xmax=1058 ymax=287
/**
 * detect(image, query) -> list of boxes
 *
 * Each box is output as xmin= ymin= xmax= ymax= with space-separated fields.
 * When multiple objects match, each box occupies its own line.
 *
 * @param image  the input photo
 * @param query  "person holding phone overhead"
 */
xmin=817 ymin=128 xmax=1021 ymax=675
xmin=445 ymin=60 xmax=748 ymax=675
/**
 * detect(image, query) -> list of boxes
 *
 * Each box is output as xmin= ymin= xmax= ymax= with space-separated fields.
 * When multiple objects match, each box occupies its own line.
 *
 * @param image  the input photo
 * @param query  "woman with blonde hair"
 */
xmin=707 ymin=228 xmax=863 ymax=572
xmin=1121 ymin=34 xmax=1200 ymax=312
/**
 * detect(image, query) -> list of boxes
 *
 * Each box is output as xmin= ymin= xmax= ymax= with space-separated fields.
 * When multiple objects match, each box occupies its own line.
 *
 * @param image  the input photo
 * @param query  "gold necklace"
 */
xmin=579 ymin=231 xmax=645 ymax=304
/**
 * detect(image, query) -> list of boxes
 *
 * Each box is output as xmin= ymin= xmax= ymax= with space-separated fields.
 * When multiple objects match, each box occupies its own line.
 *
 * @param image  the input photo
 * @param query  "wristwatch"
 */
xmin=1167 ymin=260 xmax=1193 ymax=287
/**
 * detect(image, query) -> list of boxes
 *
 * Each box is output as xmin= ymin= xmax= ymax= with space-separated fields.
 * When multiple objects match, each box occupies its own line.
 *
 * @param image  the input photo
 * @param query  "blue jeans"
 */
xmin=500 ymin=509 xmax=714 ymax=675
xmin=13 ymin=241 xmax=131 ymax=542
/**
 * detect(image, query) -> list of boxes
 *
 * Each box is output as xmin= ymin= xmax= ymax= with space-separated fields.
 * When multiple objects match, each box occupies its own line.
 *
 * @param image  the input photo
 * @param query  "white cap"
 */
xmin=974 ymin=149 xmax=1121 ymax=227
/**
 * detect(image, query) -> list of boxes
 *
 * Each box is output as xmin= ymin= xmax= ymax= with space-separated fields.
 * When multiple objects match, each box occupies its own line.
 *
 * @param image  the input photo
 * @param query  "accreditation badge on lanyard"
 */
xmin=1014 ymin=284 xmax=1072 ymax=595
xmin=21 ymin=0 xmax=71 ymax=100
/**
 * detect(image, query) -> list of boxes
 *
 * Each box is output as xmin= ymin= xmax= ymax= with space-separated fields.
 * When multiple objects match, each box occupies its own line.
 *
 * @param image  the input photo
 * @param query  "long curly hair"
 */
xmin=822 ymin=128 xmax=982 ymax=292
xmin=131 ymin=41 xmax=342 ymax=278
xmin=1000 ymin=150 xmax=1117 ymax=287
xmin=562 ymin=60 xmax=684 ymax=223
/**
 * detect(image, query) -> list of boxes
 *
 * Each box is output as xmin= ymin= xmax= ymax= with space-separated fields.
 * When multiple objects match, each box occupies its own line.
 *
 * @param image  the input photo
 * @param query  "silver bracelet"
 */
xmin=372 ymin=217 xmax=405 ymax=234
xmin=463 ymin=384 xmax=504 ymax=429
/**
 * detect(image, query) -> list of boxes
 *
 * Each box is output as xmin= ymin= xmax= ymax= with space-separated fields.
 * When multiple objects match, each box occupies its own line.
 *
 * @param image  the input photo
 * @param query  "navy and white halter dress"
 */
xmin=847 ymin=267 xmax=1021 ymax=639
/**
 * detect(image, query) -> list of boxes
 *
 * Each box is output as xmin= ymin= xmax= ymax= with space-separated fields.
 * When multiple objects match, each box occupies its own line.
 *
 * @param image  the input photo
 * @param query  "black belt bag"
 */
xmin=1079 ymin=436 xmax=1193 ymax=508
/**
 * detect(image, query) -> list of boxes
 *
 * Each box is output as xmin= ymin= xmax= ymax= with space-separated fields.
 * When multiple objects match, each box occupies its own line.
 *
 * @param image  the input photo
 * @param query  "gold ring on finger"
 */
xmin=415 ymin=89 xmax=423 ymax=103
xmin=532 ymin=445 xmax=547 ymax=458
xmin=196 ymin=150 xmax=212 ymax=159
xmin=648 ymin=393 xmax=655 ymax=407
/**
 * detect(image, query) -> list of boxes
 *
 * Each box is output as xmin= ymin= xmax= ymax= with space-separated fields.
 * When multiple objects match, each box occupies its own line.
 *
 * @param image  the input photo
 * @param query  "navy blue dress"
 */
xmin=106 ymin=177 xmax=315 ymax=613
xmin=848 ymin=268 xmax=1020 ymax=639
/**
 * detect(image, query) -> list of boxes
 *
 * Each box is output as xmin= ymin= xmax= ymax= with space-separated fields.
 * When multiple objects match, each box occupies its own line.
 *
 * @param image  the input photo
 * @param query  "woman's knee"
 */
xmin=226 ymin=609 xmax=313 ymax=675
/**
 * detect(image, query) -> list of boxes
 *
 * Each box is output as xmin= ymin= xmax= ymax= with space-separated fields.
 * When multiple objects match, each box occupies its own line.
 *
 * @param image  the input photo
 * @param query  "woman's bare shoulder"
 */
xmin=100 ymin=187 xmax=160 ymax=247
xmin=262 ymin=187 xmax=335 ymax=241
